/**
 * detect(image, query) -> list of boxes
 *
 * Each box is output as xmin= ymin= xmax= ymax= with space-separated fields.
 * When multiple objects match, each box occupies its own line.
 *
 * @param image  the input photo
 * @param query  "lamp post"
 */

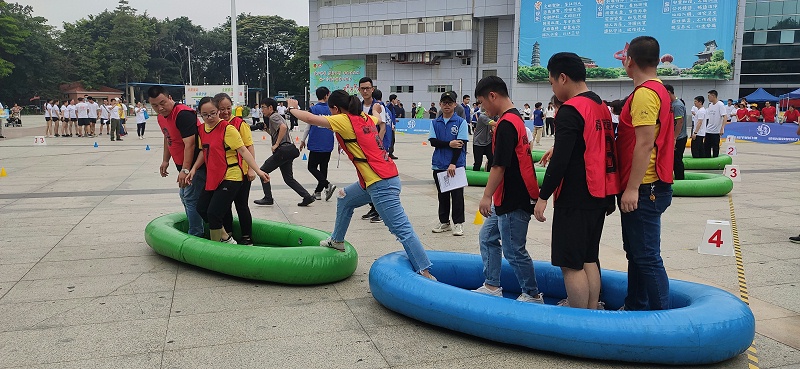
xmin=265 ymin=44 xmax=270 ymax=99
xmin=231 ymin=0 xmax=239 ymax=102
xmin=185 ymin=45 xmax=193 ymax=85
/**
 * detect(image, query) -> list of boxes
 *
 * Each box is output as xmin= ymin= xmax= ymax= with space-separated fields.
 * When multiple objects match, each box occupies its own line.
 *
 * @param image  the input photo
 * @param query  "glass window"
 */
xmin=744 ymin=31 xmax=755 ymax=44
xmin=745 ymin=3 xmax=756 ymax=16
xmin=755 ymin=16 xmax=769 ymax=30
xmin=756 ymin=1 xmax=770 ymax=16
xmin=767 ymin=30 xmax=781 ymax=43
xmin=754 ymin=31 xmax=768 ymax=44
xmin=463 ymin=19 xmax=472 ymax=30
xmin=770 ymin=1 xmax=783 ymax=15
xmin=454 ymin=20 xmax=462 ymax=31
xmin=400 ymin=24 xmax=408 ymax=34
xmin=408 ymin=86 xmax=414 ymax=93
xmin=444 ymin=21 xmax=453 ymax=31
xmin=745 ymin=17 xmax=756 ymax=31
xmin=426 ymin=22 xmax=434 ymax=32
xmin=418 ymin=22 xmax=425 ymax=33
xmin=786 ymin=1 xmax=799 ymax=14
xmin=435 ymin=21 xmax=444 ymax=32
xmin=781 ymin=30 xmax=796 ymax=43
xmin=742 ymin=74 xmax=800 ymax=84
xmin=769 ymin=15 xmax=781 ymax=29
xmin=392 ymin=24 xmax=400 ymax=34
xmin=384 ymin=25 xmax=392 ymax=35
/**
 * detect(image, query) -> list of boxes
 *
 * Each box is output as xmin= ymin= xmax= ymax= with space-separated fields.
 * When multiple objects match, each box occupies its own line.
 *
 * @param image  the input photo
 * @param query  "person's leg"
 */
xmin=183 ymin=168 xmax=207 ymax=237
xmin=110 ymin=119 xmax=118 ymax=140
xmin=472 ymin=145 xmax=484 ymax=171
xmin=196 ymin=189 xmax=212 ymax=225
xmin=330 ymin=182 xmax=372 ymax=242
xmin=257 ymin=154 xmax=281 ymax=201
xmin=485 ymin=143 xmax=494 ymax=172
xmin=451 ymin=186 xmax=465 ymax=224
xmin=308 ymin=151 xmax=327 ymax=193
xmin=432 ymin=170 xmax=451 ymax=224
xmin=389 ymin=129 xmax=396 ymax=156
xmin=207 ymin=181 xmax=242 ymax=241
xmin=479 ymin=207 xmax=503 ymax=288
xmin=562 ymin=267 xmax=590 ymax=308
xmin=137 ymin=123 xmax=143 ymax=137
xmin=232 ymin=180 xmax=253 ymax=242
xmin=709 ymin=133 xmax=720 ymax=157
xmin=702 ymin=134 xmax=713 ymax=158
xmin=279 ymin=158 xmax=312 ymax=199
xmin=368 ymin=176 xmax=432 ymax=273
xmin=674 ymin=137 xmax=687 ymax=180
xmin=584 ymin=262 xmax=601 ymax=310
xmin=498 ymin=209 xmax=540 ymax=296
xmin=534 ymin=126 xmax=543 ymax=144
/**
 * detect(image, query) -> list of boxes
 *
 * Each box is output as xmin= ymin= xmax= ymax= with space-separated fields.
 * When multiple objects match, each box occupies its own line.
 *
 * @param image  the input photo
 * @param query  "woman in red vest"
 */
xmin=188 ymin=97 xmax=269 ymax=244
xmin=284 ymin=90 xmax=436 ymax=280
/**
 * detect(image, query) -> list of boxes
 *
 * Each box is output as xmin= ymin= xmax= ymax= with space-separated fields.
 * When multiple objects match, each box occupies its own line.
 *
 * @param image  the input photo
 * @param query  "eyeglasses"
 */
xmin=200 ymin=111 xmax=218 ymax=119
xmin=359 ymin=87 xmax=373 ymax=91
xmin=440 ymin=101 xmax=456 ymax=106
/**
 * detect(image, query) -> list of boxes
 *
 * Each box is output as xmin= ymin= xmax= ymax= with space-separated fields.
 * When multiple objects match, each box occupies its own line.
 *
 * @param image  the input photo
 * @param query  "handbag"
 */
xmin=143 ymin=109 xmax=149 ymax=119
xmin=277 ymin=142 xmax=300 ymax=160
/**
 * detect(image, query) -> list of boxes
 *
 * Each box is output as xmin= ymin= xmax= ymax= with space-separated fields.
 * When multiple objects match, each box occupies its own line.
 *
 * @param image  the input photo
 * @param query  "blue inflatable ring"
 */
xmin=369 ymin=251 xmax=754 ymax=365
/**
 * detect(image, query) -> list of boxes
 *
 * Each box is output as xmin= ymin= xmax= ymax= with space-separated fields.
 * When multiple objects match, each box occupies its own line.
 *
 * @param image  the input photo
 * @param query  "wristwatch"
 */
xmin=181 ymin=169 xmax=190 ymax=174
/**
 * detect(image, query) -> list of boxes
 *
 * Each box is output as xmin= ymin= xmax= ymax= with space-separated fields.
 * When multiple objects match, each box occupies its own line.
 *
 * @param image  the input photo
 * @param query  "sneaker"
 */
xmin=517 ymin=292 xmax=545 ymax=304
xmin=253 ymin=197 xmax=274 ymax=206
xmin=320 ymin=238 xmax=345 ymax=252
xmin=473 ymin=285 xmax=503 ymax=297
xmin=240 ymin=235 xmax=254 ymax=246
xmin=420 ymin=271 xmax=437 ymax=281
xmin=55 ymin=134 xmax=60 ymax=137
xmin=597 ymin=301 xmax=606 ymax=310
xmin=324 ymin=183 xmax=337 ymax=201
xmin=116 ymin=138 xmax=123 ymax=141
xmin=790 ymin=235 xmax=800 ymax=244
xmin=361 ymin=208 xmax=377 ymax=220
xmin=389 ymin=155 xmax=398 ymax=160
xmin=139 ymin=136 xmax=143 ymax=140
xmin=452 ymin=223 xmax=464 ymax=236
xmin=370 ymin=214 xmax=382 ymax=223
xmin=432 ymin=223 xmax=452 ymax=233
xmin=298 ymin=195 xmax=315 ymax=207
xmin=314 ymin=192 xmax=322 ymax=200
xmin=221 ymin=236 xmax=237 ymax=244
xmin=557 ymin=298 xmax=570 ymax=307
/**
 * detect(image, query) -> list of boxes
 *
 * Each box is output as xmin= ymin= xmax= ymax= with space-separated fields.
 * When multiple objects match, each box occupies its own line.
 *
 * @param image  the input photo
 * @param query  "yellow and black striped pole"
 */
xmin=729 ymin=194 xmax=759 ymax=369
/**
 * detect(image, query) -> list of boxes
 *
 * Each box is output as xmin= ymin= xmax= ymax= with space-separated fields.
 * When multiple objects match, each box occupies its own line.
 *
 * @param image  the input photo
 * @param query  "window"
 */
xmin=366 ymin=55 xmax=378 ymax=80
xmin=384 ymin=25 xmax=392 ymax=35
xmin=390 ymin=86 xmax=414 ymax=93
xmin=754 ymin=31 xmax=768 ymax=44
xmin=453 ymin=20 xmax=462 ymax=31
xmin=482 ymin=69 xmax=498 ymax=78
xmin=428 ymin=85 xmax=453 ymax=93
xmin=435 ymin=21 xmax=444 ymax=32
xmin=318 ymin=14 xmax=473 ymax=39
xmin=770 ymin=1 xmax=783 ymax=15
xmin=444 ymin=21 xmax=453 ymax=31
xmin=483 ymin=18 xmax=499 ymax=64
xmin=400 ymin=24 xmax=408 ymax=34
xmin=461 ymin=57 xmax=471 ymax=66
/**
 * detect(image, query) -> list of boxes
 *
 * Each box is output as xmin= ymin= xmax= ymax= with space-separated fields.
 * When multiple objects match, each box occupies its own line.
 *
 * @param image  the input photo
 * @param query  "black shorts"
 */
xmin=62 ymin=117 xmax=69 ymax=122
xmin=100 ymin=119 xmax=108 ymax=125
xmin=71 ymin=118 xmax=77 ymax=122
xmin=89 ymin=118 xmax=97 ymax=123
xmin=551 ymin=206 xmax=606 ymax=270
xmin=45 ymin=117 xmax=52 ymax=122
xmin=78 ymin=118 xmax=89 ymax=126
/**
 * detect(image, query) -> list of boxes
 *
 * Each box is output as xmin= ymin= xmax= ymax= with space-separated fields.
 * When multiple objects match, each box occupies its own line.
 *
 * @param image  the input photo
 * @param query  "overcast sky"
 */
xmin=20 ymin=0 xmax=310 ymax=30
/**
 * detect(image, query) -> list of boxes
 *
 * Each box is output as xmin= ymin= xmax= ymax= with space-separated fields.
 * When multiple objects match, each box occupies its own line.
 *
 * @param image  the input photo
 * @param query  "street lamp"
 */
xmin=265 ymin=44 xmax=270 ymax=98
xmin=185 ymin=45 xmax=193 ymax=85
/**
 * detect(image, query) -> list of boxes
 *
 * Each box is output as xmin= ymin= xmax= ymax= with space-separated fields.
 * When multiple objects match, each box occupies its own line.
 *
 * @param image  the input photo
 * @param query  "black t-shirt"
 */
xmin=174 ymin=110 xmax=201 ymax=171
xmin=492 ymin=108 xmax=535 ymax=215
xmin=539 ymin=91 xmax=609 ymax=209
xmin=428 ymin=106 xmax=437 ymax=119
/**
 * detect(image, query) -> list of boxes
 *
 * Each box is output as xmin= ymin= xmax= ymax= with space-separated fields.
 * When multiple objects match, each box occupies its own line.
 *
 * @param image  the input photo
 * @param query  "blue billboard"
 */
xmin=518 ymin=0 xmax=738 ymax=82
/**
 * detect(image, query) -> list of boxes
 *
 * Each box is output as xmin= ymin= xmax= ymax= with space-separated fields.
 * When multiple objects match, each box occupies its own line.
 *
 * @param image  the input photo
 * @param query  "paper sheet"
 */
xmin=436 ymin=167 xmax=468 ymax=193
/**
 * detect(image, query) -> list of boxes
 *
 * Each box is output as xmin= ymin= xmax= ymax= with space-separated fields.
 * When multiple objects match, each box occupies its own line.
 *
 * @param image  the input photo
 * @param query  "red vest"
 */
xmin=198 ymin=121 xmax=240 ymax=191
xmin=492 ymin=111 xmax=539 ymax=207
xmin=618 ymin=80 xmax=674 ymax=189
xmin=559 ymin=96 xmax=621 ymax=199
xmin=336 ymin=113 xmax=398 ymax=188
xmin=227 ymin=116 xmax=246 ymax=168
xmin=157 ymin=103 xmax=198 ymax=166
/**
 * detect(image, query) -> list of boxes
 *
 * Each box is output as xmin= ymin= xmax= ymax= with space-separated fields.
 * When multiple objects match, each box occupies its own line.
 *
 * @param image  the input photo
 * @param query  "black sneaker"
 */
xmin=55 ymin=134 xmax=60 ymax=137
xmin=253 ymin=197 xmax=274 ymax=206
xmin=298 ymin=196 xmax=315 ymax=207
xmin=370 ymin=214 xmax=382 ymax=223
xmin=116 ymin=138 xmax=123 ymax=141
xmin=389 ymin=155 xmax=398 ymax=160
xmin=324 ymin=184 xmax=337 ymax=201
xmin=361 ymin=208 xmax=377 ymax=220
xmin=790 ymin=235 xmax=800 ymax=244
xmin=240 ymin=235 xmax=254 ymax=245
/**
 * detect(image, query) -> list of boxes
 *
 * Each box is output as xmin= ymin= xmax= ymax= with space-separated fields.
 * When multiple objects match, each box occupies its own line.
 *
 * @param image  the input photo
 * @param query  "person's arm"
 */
xmin=236 ymin=146 xmax=269 ymax=183
xmin=674 ymin=116 xmax=684 ymax=140
xmin=534 ymin=107 xmax=582 ymax=222
xmin=271 ymin=123 xmax=288 ymax=152
xmin=286 ymin=99 xmax=332 ymax=129
xmin=160 ymin=136 xmax=171 ymax=177
xmin=179 ymin=135 xmax=196 ymax=186
xmin=479 ymin=121 xmax=513 ymax=217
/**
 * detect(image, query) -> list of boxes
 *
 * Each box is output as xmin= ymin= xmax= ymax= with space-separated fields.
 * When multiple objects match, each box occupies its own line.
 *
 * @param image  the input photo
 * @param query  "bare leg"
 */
xmin=562 ymin=267 xmax=590 ymax=309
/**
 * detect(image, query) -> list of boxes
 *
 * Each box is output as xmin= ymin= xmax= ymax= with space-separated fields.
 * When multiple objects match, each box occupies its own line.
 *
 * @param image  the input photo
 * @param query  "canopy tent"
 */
xmin=779 ymin=88 xmax=800 ymax=110
xmin=778 ymin=88 xmax=800 ymax=99
xmin=743 ymin=88 xmax=779 ymax=102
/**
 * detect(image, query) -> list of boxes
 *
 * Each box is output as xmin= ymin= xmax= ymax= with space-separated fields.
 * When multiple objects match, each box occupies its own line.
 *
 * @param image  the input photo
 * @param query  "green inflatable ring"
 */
xmin=466 ymin=166 xmax=546 ymax=187
xmin=144 ymin=213 xmax=358 ymax=285
xmin=682 ymin=154 xmax=732 ymax=170
xmin=672 ymin=172 xmax=733 ymax=197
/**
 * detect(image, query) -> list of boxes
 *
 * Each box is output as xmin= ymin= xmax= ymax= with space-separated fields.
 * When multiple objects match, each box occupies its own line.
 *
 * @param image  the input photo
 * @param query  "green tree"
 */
xmin=0 ymin=1 xmax=30 ymax=78
xmin=106 ymin=0 xmax=153 ymax=90
xmin=517 ymin=66 xmax=549 ymax=82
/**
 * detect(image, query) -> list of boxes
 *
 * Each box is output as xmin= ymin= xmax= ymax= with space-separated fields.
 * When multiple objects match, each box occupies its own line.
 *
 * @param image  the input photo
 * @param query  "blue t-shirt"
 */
xmin=533 ymin=109 xmax=544 ymax=127
xmin=429 ymin=114 xmax=469 ymax=170
xmin=308 ymin=102 xmax=334 ymax=152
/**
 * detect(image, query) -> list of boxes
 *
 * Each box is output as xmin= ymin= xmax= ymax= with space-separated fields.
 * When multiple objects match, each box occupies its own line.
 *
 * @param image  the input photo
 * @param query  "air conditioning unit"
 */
xmin=454 ymin=50 xmax=470 ymax=58
xmin=390 ymin=53 xmax=407 ymax=62
xmin=390 ymin=53 xmax=399 ymax=61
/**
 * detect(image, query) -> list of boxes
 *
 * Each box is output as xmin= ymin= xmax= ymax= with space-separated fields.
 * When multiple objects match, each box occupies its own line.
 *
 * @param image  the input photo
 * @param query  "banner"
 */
xmin=395 ymin=118 xmax=432 ymax=135
xmin=185 ymin=85 xmax=247 ymax=107
xmin=724 ymin=123 xmax=800 ymax=144
xmin=310 ymin=60 xmax=366 ymax=96
xmin=518 ymin=0 xmax=737 ymax=82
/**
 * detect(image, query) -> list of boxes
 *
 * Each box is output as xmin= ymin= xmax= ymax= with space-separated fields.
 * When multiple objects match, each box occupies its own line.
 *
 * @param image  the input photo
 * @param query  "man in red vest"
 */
xmin=473 ymin=76 xmax=543 ymax=304
xmin=148 ymin=85 xmax=205 ymax=237
xmin=617 ymin=36 xmax=674 ymax=311
xmin=535 ymin=52 xmax=620 ymax=309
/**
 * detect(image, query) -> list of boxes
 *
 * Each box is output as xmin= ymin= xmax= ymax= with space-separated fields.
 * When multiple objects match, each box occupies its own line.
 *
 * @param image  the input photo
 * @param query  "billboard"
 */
xmin=184 ymin=85 xmax=247 ymax=107
xmin=518 ymin=0 xmax=738 ymax=82
xmin=310 ymin=60 xmax=366 ymax=96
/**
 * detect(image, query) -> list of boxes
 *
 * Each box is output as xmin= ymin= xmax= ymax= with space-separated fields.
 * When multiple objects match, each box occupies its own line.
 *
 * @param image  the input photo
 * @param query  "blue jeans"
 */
xmin=331 ymin=176 xmax=432 ymax=273
xmin=478 ymin=207 xmax=540 ymax=296
xmin=180 ymin=167 xmax=206 ymax=237
xmin=620 ymin=181 xmax=673 ymax=310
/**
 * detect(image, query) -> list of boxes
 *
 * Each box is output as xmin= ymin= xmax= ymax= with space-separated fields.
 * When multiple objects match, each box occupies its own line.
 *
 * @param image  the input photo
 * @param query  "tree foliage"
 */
xmin=0 ymin=0 xmax=309 ymax=105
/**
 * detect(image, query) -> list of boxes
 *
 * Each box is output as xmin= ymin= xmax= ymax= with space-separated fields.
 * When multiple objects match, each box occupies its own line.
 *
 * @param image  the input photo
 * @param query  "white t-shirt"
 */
xmin=705 ymin=101 xmax=726 ymax=134
xmin=727 ymin=104 xmax=737 ymax=122
xmin=100 ymin=104 xmax=110 ymax=120
xmin=694 ymin=107 xmax=707 ymax=136
xmin=110 ymin=104 xmax=121 ymax=120
xmin=76 ymin=102 xmax=89 ymax=118
xmin=44 ymin=104 xmax=51 ymax=118
xmin=525 ymin=126 xmax=533 ymax=142
xmin=87 ymin=102 xmax=99 ymax=118
xmin=545 ymin=107 xmax=556 ymax=119
xmin=277 ymin=105 xmax=286 ymax=116
xmin=135 ymin=107 xmax=146 ymax=123
xmin=50 ymin=104 xmax=60 ymax=118
xmin=60 ymin=105 xmax=68 ymax=118
xmin=68 ymin=104 xmax=77 ymax=119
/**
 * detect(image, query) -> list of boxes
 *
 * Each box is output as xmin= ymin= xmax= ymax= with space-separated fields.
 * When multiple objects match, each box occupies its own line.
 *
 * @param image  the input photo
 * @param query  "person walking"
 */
xmin=135 ymin=102 xmax=147 ymax=139
xmin=300 ymin=87 xmax=337 ymax=201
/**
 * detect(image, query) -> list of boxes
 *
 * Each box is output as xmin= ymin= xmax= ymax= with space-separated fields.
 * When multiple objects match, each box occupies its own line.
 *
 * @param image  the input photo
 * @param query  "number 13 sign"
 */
xmin=699 ymin=220 xmax=734 ymax=256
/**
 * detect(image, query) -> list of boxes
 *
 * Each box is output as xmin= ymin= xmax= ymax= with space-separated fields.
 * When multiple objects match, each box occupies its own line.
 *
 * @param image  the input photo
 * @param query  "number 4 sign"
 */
xmin=699 ymin=220 xmax=734 ymax=256
xmin=723 ymin=164 xmax=741 ymax=182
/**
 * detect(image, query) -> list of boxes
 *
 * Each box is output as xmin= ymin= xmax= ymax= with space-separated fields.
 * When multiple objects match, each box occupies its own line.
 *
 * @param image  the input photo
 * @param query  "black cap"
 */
xmin=440 ymin=91 xmax=457 ymax=103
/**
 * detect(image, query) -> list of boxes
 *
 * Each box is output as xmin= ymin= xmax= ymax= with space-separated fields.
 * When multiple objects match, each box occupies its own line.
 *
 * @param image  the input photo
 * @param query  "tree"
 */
xmin=106 ymin=1 xmax=152 ymax=89
xmin=0 ymin=1 xmax=30 ymax=78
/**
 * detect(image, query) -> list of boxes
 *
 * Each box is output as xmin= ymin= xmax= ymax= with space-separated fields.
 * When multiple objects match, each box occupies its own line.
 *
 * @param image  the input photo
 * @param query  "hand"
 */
xmin=449 ymin=140 xmax=463 ymax=149
xmin=257 ymin=170 xmax=270 ymax=183
xmin=479 ymin=195 xmax=493 ymax=217
xmin=539 ymin=147 xmax=554 ymax=166
xmin=620 ymin=188 xmax=638 ymax=213
xmin=271 ymin=144 xmax=278 ymax=153
xmin=533 ymin=198 xmax=547 ymax=222
xmin=371 ymin=103 xmax=382 ymax=115
xmin=177 ymin=171 xmax=189 ymax=188
xmin=299 ymin=141 xmax=306 ymax=150
xmin=286 ymin=98 xmax=299 ymax=109
xmin=160 ymin=161 xmax=169 ymax=177
xmin=186 ymin=169 xmax=195 ymax=185
xmin=247 ymin=169 xmax=256 ymax=182
xmin=447 ymin=164 xmax=456 ymax=177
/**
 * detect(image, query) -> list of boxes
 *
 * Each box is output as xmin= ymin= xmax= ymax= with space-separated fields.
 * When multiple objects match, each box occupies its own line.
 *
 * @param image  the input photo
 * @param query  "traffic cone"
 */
xmin=473 ymin=211 xmax=484 ymax=225
xmin=262 ymin=135 xmax=266 ymax=141
xmin=145 ymin=145 xmax=150 ymax=151
xmin=302 ymin=153 xmax=307 ymax=160
xmin=93 ymin=142 xmax=98 ymax=148
xmin=422 ymin=142 xmax=427 ymax=146
xmin=0 ymin=167 xmax=6 ymax=177
xmin=295 ymin=136 xmax=300 ymax=142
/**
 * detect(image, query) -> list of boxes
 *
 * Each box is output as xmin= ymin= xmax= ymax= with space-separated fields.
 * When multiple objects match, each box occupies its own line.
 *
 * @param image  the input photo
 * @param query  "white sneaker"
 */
xmin=320 ymin=238 xmax=345 ymax=252
xmin=472 ymin=285 xmax=503 ymax=297
xmin=452 ymin=223 xmax=464 ymax=236
xmin=557 ymin=298 xmax=570 ymax=307
xmin=517 ymin=293 xmax=545 ymax=304
xmin=432 ymin=223 xmax=452 ymax=233
xmin=221 ymin=236 xmax=237 ymax=244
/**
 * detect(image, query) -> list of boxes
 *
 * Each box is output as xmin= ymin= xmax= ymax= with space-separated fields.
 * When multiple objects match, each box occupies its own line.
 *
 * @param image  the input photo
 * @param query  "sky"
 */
xmin=20 ymin=0 xmax=310 ymax=30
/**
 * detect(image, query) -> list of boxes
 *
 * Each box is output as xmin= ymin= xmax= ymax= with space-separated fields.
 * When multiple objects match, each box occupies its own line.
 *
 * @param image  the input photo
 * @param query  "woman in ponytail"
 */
xmin=285 ymin=90 xmax=436 ymax=281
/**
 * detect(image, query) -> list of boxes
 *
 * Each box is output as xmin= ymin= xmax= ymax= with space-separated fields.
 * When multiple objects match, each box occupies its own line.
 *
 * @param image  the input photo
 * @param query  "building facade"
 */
xmin=310 ymin=0 xmax=798 ymax=106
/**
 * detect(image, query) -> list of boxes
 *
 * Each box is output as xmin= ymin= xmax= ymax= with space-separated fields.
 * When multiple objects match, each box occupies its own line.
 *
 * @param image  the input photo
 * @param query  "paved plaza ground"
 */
xmin=0 ymin=117 xmax=798 ymax=368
